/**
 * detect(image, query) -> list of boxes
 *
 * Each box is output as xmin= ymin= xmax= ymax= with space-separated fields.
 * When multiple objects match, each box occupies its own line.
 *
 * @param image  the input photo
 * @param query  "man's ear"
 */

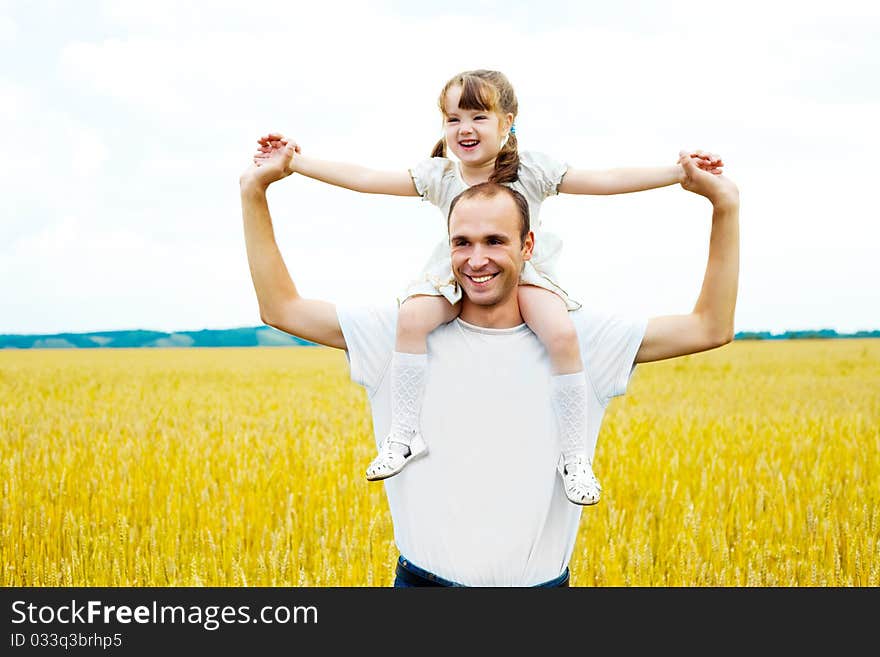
xmin=521 ymin=231 xmax=535 ymax=261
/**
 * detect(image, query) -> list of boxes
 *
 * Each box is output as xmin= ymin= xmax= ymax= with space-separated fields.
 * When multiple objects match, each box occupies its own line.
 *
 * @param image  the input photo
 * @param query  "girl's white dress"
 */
xmin=403 ymin=150 xmax=581 ymax=311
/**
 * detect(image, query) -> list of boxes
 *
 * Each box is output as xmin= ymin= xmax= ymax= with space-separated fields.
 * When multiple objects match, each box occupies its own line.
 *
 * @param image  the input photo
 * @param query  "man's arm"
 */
xmin=635 ymin=152 xmax=740 ymax=363
xmin=240 ymin=144 xmax=346 ymax=350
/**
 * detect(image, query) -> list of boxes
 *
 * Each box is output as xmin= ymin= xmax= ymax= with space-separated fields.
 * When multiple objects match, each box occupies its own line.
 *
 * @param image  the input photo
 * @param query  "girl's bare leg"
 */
xmin=365 ymin=295 xmax=461 ymax=481
xmin=518 ymin=285 xmax=600 ymax=505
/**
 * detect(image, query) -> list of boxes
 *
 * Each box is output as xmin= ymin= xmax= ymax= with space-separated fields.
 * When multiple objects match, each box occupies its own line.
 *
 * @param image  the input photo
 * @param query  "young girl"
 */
xmin=254 ymin=69 xmax=721 ymax=506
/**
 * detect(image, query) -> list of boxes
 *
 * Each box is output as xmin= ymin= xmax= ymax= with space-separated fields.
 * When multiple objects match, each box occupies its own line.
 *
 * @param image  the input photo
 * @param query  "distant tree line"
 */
xmin=2 ymin=326 xmax=879 ymax=349
xmin=734 ymin=329 xmax=880 ymax=340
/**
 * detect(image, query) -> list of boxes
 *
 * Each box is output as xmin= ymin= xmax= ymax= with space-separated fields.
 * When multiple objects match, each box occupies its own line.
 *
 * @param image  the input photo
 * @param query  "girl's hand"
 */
xmin=691 ymin=149 xmax=723 ymax=174
xmin=254 ymin=133 xmax=301 ymax=168
xmin=678 ymin=149 xmax=724 ymax=181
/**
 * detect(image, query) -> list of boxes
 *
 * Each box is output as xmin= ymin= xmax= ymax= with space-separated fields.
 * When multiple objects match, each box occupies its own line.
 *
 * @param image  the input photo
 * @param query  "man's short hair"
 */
xmin=447 ymin=182 xmax=531 ymax=244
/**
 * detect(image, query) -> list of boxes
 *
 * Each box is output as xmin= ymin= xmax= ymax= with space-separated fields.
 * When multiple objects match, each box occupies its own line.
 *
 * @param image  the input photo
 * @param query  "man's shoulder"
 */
xmin=336 ymin=303 xmax=399 ymax=356
xmin=336 ymin=303 xmax=399 ymax=392
xmin=337 ymin=303 xmax=398 ymax=338
xmin=569 ymin=307 xmax=648 ymax=403
xmin=570 ymin=307 xmax=648 ymax=352
xmin=569 ymin=306 xmax=606 ymax=332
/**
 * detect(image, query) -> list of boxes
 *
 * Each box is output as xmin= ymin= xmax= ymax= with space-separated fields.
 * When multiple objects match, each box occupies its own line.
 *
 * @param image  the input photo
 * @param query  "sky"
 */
xmin=1 ymin=0 xmax=878 ymax=335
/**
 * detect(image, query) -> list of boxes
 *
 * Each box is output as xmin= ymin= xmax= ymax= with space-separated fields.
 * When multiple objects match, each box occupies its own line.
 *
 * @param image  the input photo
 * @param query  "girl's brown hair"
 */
xmin=431 ymin=69 xmax=520 ymax=184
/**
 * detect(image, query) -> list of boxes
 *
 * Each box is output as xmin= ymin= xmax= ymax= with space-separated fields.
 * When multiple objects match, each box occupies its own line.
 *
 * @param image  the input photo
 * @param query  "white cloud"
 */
xmin=0 ymin=80 xmax=111 ymax=247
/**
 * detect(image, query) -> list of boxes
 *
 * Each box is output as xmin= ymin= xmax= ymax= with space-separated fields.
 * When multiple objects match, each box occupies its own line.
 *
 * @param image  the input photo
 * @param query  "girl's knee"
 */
xmin=397 ymin=302 xmax=426 ymax=336
xmin=397 ymin=297 xmax=453 ymax=337
xmin=544 ymin=320 xmax=581 ymax=358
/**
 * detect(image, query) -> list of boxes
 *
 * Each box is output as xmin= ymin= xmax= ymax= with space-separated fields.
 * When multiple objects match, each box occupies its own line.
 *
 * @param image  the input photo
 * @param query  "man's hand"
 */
xmin=240 ymin=139 xmax=297 ymax=191
xmin=678 ymin=150 xmax=739 ymax=209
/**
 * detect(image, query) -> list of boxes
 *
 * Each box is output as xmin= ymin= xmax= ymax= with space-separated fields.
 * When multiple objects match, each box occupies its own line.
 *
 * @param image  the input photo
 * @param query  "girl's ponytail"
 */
xmin=489 ymin=132 xmax=520 ymax=184
xmin=431 ymin=138 xmax=446 ymax=158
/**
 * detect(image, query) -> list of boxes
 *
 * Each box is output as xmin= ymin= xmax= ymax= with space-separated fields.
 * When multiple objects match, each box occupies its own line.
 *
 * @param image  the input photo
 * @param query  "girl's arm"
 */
xmin=558 ymin=151 xmax=722 ymax=196
xmin=256 ymin=133 xmax=419 ymax=197
xmin=293 ymin=154 xmax=419 ymax=196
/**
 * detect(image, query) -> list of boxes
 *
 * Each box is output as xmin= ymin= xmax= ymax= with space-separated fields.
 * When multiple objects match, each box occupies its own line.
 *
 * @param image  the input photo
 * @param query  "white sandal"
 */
xmin=365 ymin=435 xmax=423 ymax=481
xmin=563 ymin=456 xmax=601 ymax=506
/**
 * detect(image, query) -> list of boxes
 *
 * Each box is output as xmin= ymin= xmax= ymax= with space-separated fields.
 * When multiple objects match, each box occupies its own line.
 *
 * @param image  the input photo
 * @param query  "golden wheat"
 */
xmin=1 ymin=340 xmax=878 ymax=586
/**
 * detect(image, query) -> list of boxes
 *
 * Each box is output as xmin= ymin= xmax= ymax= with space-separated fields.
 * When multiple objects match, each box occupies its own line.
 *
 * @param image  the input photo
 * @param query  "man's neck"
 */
xmin=458 ymin=300 xmax=524 ymax=329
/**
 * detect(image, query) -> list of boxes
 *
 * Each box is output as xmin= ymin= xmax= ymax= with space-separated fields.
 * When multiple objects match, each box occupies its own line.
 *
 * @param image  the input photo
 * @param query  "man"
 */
xmin=239 ymin=144 xmax=739 ymax=587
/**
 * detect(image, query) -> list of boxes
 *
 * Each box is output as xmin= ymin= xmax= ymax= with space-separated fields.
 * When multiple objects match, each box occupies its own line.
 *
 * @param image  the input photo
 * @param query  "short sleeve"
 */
xmin=409 ymin=157 xmax=456 ymax=208
xmin=518 ymin=151 xmax=569 ymax=200
xmin=571 ymin=308 xmax=648 ymax=406
xmin=336 ymin=304 xmax=398 ymax=395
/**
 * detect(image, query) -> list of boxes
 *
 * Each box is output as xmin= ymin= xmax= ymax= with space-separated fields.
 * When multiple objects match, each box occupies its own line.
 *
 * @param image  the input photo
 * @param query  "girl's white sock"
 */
xmin=388 ymin=351 xmax=428 ymax=451
xmin=551 ymin=371 xmax=588 ymax=464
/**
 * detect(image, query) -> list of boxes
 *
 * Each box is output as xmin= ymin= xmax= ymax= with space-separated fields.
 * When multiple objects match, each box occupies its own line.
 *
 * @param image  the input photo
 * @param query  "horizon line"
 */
xmin=2 ymin=325 xmax=880 ymax=338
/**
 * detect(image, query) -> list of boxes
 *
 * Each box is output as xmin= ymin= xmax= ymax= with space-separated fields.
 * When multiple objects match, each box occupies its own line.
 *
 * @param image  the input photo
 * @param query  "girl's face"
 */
xmin=442 ymin=85 xmax=514 ymax=168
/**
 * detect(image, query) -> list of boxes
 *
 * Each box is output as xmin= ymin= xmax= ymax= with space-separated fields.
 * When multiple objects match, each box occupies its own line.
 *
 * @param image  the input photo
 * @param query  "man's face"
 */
xmin=449 ymin=194 xmax=533 ymax=308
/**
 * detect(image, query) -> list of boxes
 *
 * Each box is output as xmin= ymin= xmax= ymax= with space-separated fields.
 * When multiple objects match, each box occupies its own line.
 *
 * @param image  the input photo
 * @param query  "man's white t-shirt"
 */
xmin=337 ymin=305 xmax=646 ymax=586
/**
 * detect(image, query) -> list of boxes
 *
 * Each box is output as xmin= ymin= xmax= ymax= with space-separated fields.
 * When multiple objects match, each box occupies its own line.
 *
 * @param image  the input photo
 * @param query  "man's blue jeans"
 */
xmin=393 ymin=555 xmax=570 ymax=587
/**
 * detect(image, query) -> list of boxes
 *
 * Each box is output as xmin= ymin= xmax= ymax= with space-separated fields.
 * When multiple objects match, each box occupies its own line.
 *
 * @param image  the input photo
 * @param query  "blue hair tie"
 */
xmin=510 ymin=124 xmax=516 ymax=135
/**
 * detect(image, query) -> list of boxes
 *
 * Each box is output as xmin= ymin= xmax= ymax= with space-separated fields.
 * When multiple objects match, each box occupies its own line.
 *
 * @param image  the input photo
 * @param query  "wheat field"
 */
xmin=2 ymin=339 xmax=878 ymax=586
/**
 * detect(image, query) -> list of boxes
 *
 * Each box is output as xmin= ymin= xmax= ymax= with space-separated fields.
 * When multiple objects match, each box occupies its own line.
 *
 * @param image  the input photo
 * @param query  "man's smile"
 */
xmin=465 ymin=272 xmax=499 ymax=285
